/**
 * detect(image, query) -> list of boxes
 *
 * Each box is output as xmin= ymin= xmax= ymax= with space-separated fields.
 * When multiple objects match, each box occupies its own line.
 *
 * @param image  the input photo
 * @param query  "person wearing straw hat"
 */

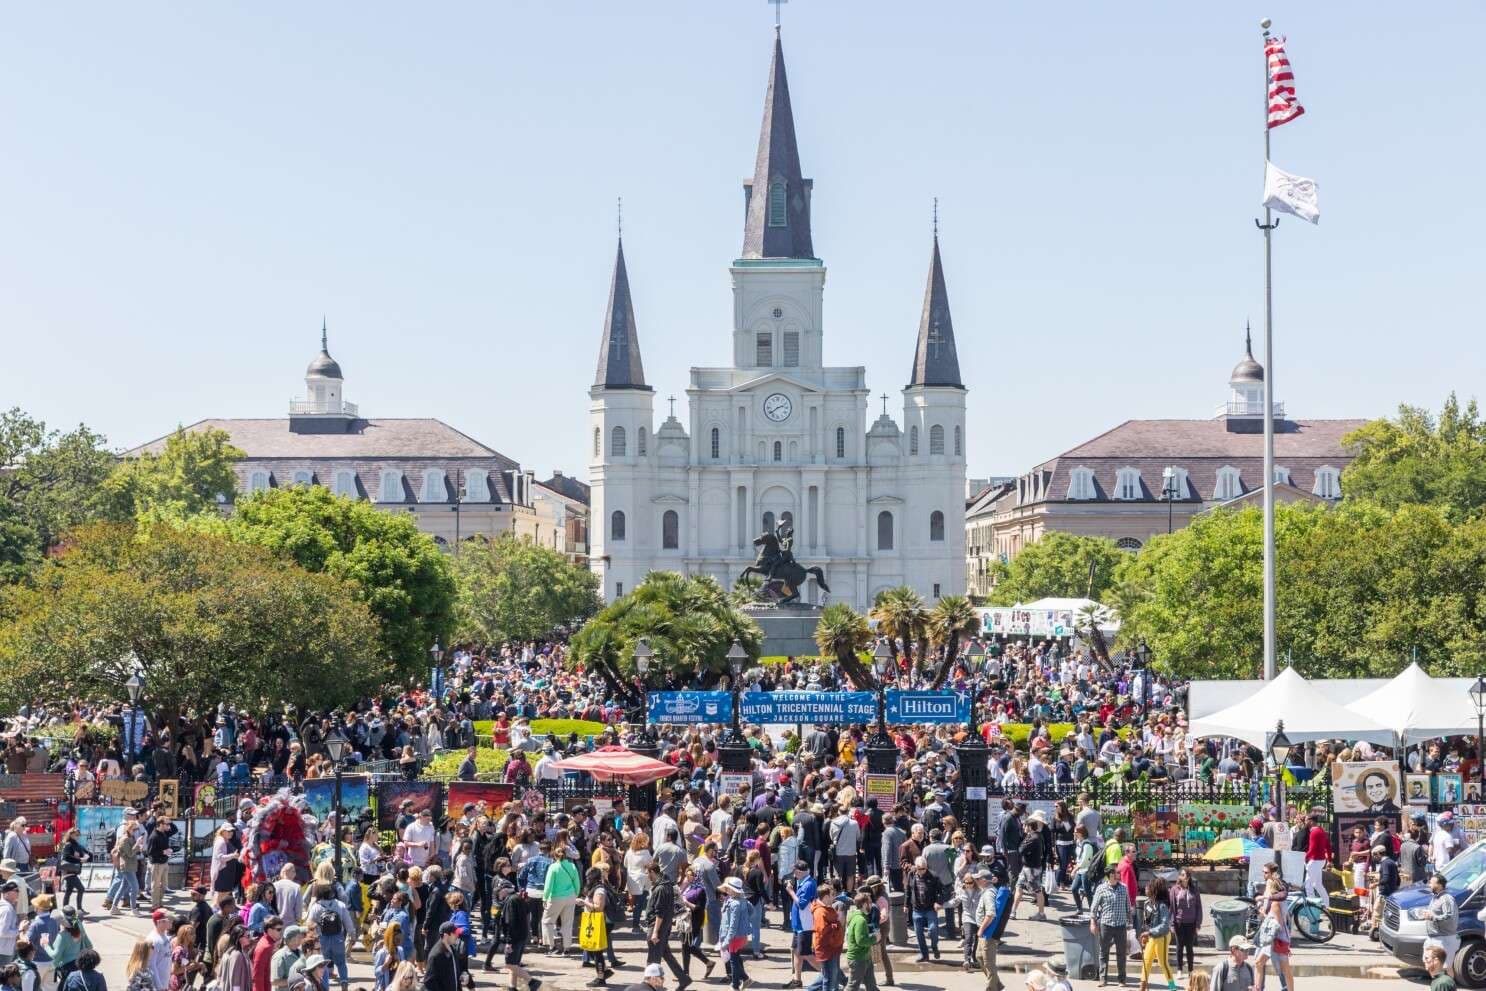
xmin=1011 ymin=811 xmax=1049 ymax=922
xmin=715 ymin=877 xmax=750 ymax=991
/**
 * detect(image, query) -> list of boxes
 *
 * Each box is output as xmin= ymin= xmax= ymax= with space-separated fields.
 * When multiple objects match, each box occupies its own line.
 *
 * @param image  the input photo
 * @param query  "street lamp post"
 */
xmin=1471 ymin=678 xmax=1486 ymax=788
xmin=1134 ymin=640 xmax=1153 ymax=710
xmin=719 ymin=640 xmax=752 ymax=774
xmin=871 ymin=642 xmax=893 ymax=742
xmin=324 ymin=727 xmax=351 ymax=885
xmin=125 ymin=673 xmax=144 ymax=760
xmin=1161 ymin=466 xmax=1179 ymax=534
xmin=1269 ymin=719 xmax=1293 ymax=821
xmin=429 ymin=642 xmax=445 ymax=698
xmin=633 ymin=638 xmax=653 ymax=740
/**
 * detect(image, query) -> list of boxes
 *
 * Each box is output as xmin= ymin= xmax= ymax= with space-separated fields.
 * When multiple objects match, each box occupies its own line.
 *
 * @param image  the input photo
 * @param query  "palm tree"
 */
xmin=870 ymin=586 xmax=928 ymax=673
xmin=927 ymin=595 xmax=982 ymax=688
xmin=813 ymin=603 xmax=876 ymax=690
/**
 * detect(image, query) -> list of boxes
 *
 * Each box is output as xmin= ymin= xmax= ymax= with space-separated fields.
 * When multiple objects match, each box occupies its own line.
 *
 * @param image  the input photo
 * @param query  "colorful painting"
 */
xmin=1406 ymin=774 xmax=1433 ymax=807
xmin=1466 ymin=781 xmax=1483 ymax=803
xmin=376 ymin=780 xmax=443 ymax=830
xmin=1133 ymin=809 xmax=1180 ymax=843
xmin=1178 ymin=803 xmax=1250 ymax=858
xmin=1331 ymin=761 xmax=1402 ymax=814
xmin=76 ymin=805 xmax=125 ymax=856
xmin=1136 ymin=839 xmax=1174 ymax=860
xmin=446 ymin=782 xmax=515 ymax=818
xmin=1455 ymin=804 xmax=1486 ymax=846
xmin=303 ymin=775 xmax=371 ymax=822
xmin=1434 ymin=773 xmax=1463 ymax=807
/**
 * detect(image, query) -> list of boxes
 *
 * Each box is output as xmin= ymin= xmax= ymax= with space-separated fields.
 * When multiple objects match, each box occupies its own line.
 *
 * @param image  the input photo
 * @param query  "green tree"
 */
xmin=568 ymin=572 xmax=762 ymax=699
xmin=0 ymin=523 xmax=386 ymax=723
xmin=0 ymin=408 xmax=116 ymax=582
xmin=926 ymin=595 xmax=982 ymax=688
xmin=451 ymin=533 xmax=600 ymax=644
xmin=104 ymin=426 xmax=243 ymax=520
xmin=870 ymin=586 xmax=928 ymax=672
xmin=1342 ymin=394 xmax=1486 ymax=520
xmin=986 ymin=532 xmax=1124 ymax=605
xmin=211 ymin=486 xmax=456 ymax=677
xmin=813 ymin=603 xmax=875 ymax=689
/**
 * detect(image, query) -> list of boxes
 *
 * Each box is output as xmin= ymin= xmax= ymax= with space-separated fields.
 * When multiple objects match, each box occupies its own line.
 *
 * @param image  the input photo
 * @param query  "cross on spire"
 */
xmin=880 ymin=393 xmax=889 ymax=416
xmin=932 ymin=197 xmax=939 ymax=237
xmin=769 ymin=0 xmax=787 ymax=32
xmin=617 ymin=196 xmax=623 ymax=239
xmin=668 ymin=395 xmax=677 ymax=417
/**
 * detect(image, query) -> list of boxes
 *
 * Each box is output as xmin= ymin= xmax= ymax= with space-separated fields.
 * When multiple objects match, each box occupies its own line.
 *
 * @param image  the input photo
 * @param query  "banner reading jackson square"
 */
xmin=741 ymin=691 xmax=876 ymax=723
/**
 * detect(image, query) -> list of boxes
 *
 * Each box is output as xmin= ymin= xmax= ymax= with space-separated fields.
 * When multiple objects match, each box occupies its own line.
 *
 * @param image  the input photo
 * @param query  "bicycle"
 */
xmin=1238 ymin=891 xmax=1336 ymax=945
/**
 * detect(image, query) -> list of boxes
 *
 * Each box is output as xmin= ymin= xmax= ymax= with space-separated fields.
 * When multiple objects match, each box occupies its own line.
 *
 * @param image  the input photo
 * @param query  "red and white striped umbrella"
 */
xmin=549 ymin=746 xmax=681 ymax=786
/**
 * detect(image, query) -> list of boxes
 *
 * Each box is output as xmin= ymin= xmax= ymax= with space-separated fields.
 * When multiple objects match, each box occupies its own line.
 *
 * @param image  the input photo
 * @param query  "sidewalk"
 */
xmin=75 ymin=887 xmax=1422 ymax=991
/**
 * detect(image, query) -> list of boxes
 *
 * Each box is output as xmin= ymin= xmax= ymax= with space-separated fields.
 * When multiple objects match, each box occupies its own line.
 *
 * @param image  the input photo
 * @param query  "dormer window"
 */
xmin=1213 ymin=465 xmax=1243 ymax=501
xmin=768 ymin=178 xmax=787 ymax=227
xmin=1313 ymin=466 xmax=1341 ymax=499
xmin=1067 ymin=467 xmax=1097 ymax=500
xmin=1115 ymin=467 xmax=1142 ymax=501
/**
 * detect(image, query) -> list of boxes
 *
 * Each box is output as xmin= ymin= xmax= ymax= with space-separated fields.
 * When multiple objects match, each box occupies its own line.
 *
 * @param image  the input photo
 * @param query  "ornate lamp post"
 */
xmin=634 ymin=638 xmax=654 ymax=738
xmin=429 ymin=641 xmax=445 ymax=698
xmin=866 ymin=643 xmax=898 ymax=781
xmin=956 ymin=668 xmax=990 ymax=848
xmin=1471 ymin=678 xmax=1486 ymax=788
xmin=627 ymin=637 xmax=660 ymax=813
xmin=1269 ymin=719 xmax=1293 ymax=820
xmin=719 ymin=640 xmax=752 ymax=773
xmin=324 ymin=727 xmax=352 ymax=884
xmin=1134 ymin=640 xmax=1153 ymax=709
xmin=124 ymin=672 xmax=145 ymax=760
xmin=1161 ymin=466 xmax=1179 ymax=534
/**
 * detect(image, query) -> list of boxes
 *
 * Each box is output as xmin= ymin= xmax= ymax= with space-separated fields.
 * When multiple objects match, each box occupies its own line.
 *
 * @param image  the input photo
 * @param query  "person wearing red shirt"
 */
xmin=251 ymin=917 xmax=283 ymax=991
xmin=1303 ymin=813 xmax=1332 ymax=907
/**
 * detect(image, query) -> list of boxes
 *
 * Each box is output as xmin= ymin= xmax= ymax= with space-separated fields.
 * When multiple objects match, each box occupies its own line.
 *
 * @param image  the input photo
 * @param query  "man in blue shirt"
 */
xmin=787 ymin=862 xmax=817 ymax=989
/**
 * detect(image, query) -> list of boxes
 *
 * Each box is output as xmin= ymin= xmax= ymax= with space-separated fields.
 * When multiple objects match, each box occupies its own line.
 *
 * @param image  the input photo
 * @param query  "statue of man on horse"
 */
xmin=737 ymin=519 xmax=830 ymax=605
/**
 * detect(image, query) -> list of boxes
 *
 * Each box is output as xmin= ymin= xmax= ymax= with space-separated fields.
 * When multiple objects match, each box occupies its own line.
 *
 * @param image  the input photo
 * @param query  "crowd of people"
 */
xmin=0 ymin=634 xmax=1480 ymax=991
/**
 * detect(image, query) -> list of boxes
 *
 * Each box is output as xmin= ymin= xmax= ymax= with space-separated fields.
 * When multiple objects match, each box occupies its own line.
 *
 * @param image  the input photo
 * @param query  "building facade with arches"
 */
xmin=588 ymin=32 xmax=968 ymax=608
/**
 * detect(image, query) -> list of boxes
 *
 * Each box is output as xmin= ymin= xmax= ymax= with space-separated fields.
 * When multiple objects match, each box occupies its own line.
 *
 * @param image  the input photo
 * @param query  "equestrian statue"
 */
xmin=736 ymin=520 xmax=829 ymax=606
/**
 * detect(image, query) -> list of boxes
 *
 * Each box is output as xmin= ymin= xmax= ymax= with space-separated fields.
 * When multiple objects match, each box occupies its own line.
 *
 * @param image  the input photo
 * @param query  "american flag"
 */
xmin=1265 ymin=34 xmax=1306 ymax=129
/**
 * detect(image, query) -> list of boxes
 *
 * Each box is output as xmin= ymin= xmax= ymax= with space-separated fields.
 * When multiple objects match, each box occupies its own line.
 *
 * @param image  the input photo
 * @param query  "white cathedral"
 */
xmin=588 ymin=31 xmax=967 ymax=610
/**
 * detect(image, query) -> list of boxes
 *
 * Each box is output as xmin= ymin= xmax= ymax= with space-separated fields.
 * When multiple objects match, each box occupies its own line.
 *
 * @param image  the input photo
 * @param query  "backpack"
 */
xmin=316 ymin=904 xmax=344 ymax=937
xmin=815 ymin=908 xmax=844 ymax=957
xmin=1082 ymin=841 xmax=1107 ymax=882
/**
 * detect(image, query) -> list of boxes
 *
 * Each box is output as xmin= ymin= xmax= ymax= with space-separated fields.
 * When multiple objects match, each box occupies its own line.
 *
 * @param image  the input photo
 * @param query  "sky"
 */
xmin=3 ymin=3 xmax=1483 ymax=480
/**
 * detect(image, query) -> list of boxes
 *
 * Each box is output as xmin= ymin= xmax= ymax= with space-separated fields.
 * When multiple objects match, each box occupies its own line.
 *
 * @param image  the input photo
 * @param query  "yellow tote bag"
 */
xmin=579 ymin=909 xmax=608 ymax=952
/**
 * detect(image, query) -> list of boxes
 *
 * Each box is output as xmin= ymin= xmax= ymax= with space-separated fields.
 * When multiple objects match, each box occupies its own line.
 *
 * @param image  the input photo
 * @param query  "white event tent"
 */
xmin=1345 ymin=662 xmax=1481 ymax=743
xmin=1189 ymin=666 xmax=1394 ymax=747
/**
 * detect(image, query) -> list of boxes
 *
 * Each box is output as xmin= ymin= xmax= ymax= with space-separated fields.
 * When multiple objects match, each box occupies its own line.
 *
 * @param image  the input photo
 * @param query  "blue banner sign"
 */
xmin=647 ymin=691 xmax=733 ymax=725
xmin=885 ymin=690 xmax=972 ymax=725
xmin=740 ymin=691 xmax=876 ymax=724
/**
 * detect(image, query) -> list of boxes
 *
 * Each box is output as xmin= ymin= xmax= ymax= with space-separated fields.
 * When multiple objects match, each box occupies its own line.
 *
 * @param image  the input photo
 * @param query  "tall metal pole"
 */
xmin=332 ymin=762 xmax=344 ymax=884
xmin=1260 ymin=18 xmax=1278 ymax=681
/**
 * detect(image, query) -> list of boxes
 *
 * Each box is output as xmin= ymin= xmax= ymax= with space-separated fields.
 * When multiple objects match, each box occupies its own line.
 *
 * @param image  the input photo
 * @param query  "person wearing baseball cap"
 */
xmin=1213 ymin=935 xmax=1256 ymax=991
xmin=632 ymin=963 xmax=667 ymax=991
xmin=425 ymin=923 xmax=462 ymax=991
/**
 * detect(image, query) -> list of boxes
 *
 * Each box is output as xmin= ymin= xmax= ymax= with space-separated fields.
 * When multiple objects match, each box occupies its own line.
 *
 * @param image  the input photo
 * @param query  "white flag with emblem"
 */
xmin=1262 ymin=160 xmax=1320 ymax=224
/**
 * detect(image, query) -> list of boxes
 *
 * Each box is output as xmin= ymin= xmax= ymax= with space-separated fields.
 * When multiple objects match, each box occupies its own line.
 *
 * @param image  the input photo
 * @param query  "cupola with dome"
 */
xmin=290 ymin=319 xmax=359 ymax=433
xmin=1221 ymin=325 xmax=1283 ymax=433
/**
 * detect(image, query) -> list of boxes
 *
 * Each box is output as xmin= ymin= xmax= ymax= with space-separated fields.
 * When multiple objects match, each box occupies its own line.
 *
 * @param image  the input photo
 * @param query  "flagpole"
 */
xmin=1259 ymin=17 xmax=1278 ymax=681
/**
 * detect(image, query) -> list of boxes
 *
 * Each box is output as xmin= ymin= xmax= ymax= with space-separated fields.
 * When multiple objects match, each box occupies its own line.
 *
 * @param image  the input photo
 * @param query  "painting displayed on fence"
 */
xmin=446 ymin=782 xmax=515 ymax=817
xmin=377 ymin=781 xmax=442 ymax=830
xmin=1177 ymin=803 xmax=1251 ymax=858
xmin=1132 ymin=808 xmax=1179 ymax=860
xmin=303 ymin=775 xmax=371 ymax=822
xmin=1435 ymin=774 xmax=1463 ymax=806
xmin=1331 ymin=761 xmax=1401 ymax=814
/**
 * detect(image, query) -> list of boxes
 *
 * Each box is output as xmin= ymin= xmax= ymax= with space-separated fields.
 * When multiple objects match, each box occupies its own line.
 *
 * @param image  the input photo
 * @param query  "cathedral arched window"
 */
xmin=781 ymin=511 xmax=793 ymax=530
xmin=637 ymin=427 xmax=647 ymax=457
xmin=611 ymin=426 xmax=627 ymax=457
xmin=930 ymin=510 xmax=945 ymax=542
xmin=593 ymin=427 xmax=601 ymax=457
xmin=773 ymin=440 xmax=782 ymax=462
xmin=835 ymin=427 xmax=845 ymax=459
xmin=611 ymin=510 xmax=626 ymax=541
xmin=710 ymin=427 xmax=721 ymax=460
xmin=930 ymin=424 xmax=945 ymax=455
xmin=954 ymin=425 xmax=962 ymax=456
xmin=877 ymin=511 xmax=894 ymax=551
xmin=762 ymin=511 xmax=775 ymax=534
xmin=662 ymin=510 xmax=679 ymax=549
xmin=910 ymin=427 xmax=919 ymax=456
xmin=768 ymin=178 xmax=788 ymax=227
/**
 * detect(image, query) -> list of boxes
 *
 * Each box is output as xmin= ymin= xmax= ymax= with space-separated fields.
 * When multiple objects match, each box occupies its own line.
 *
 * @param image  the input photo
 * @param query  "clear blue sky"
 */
xmin=3 ymin=3 xmax=1482 ymax=479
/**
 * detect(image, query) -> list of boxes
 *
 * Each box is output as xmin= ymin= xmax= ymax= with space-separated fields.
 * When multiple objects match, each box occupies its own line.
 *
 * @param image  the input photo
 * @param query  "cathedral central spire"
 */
xmin=741 ymin=32 xmax=815 ymax=260
xmin=593 ymin=238 xmax=650 ymax=391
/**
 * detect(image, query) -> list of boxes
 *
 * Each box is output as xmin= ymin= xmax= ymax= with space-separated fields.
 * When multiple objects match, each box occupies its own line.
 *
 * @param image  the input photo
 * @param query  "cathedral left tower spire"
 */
xmin=593 ymin=237 xmax=649 ymax=390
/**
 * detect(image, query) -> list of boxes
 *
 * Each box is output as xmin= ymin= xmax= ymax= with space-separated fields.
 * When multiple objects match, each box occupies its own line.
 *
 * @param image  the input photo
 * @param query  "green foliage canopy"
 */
xmin=986 ymin=531 xmax=1124 ymax=605
xmin=451 ymin=533 xmax=600 ymax=644
xmin=212 ymin=486 xmax=456 ymax=678
xmin=1342 ymin=393 xmax=1486 ymax=521
xmin=0 ymin=408 xmax=116 ymax=582
xmin=0 ymin=523 xmax=386 ymax=720
xmin=105 ymin=426 xmax=243 ymax=522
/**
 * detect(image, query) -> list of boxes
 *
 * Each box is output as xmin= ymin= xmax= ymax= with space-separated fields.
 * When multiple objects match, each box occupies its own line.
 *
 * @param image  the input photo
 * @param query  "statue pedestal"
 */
xmin=742 ymin=603 xmax=825 ymax=659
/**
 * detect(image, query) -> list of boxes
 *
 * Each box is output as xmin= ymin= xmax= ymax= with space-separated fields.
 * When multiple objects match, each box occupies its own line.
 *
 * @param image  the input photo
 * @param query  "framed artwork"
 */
xmin=1465 ymin=780 xmax=1483 ymax=803
xmin=1331 ymin=761 xmax=1402 ymax=814
xmin=1434 ymin=773 xmax=1463 ymax=806
xmin=1406 ymin=774 xmax=1433 ymax=806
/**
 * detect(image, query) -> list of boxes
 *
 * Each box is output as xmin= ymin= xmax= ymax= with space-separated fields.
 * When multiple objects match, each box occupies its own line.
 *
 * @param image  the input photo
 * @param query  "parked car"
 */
xmin=1381 ymin=840 xmax=1486 ymax=986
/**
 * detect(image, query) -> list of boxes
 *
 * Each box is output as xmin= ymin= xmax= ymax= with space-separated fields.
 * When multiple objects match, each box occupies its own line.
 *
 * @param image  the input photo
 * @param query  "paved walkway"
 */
xmin=70 ymin=887 xmax=1422 ymax=991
